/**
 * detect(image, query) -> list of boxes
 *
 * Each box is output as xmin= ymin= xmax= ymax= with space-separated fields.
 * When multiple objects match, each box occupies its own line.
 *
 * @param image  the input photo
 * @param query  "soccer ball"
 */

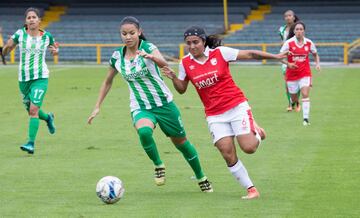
xmin=96 ymin=176 xmax=125 ymax=204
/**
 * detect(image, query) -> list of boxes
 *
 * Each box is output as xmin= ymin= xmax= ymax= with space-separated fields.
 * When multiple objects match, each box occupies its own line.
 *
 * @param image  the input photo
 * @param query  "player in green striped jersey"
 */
xmin=88 ymin=16 xmax=212 ymax=192
xmin=279 ymin=10 xmax=301 ymax=112
xmin=3 ymin=8 xmax=58 ymax=154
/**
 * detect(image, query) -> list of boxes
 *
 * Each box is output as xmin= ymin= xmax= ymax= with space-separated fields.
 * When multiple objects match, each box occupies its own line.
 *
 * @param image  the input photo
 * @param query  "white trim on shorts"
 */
xmin=206 ymin=101 xmax=256 ymax=144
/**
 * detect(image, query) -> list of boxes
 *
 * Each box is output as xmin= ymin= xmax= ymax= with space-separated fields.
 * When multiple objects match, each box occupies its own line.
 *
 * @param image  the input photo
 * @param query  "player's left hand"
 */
xmin=137 ymin=50 xmax=153 ymax=60
xmin=315 ymin=64 xmax=321 ymax=72
xmin=49 ymin=42 xmax=59 ymax=56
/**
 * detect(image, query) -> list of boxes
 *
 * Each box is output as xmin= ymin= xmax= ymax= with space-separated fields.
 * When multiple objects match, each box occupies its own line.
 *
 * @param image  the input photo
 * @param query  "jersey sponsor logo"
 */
xmin=194 ymin=72 xmax=219 ymax=89
xmin=210 ymin=58 xmax=217 ymax=65
xmin=123 ymin=68 xmax=150 ymax=81
xmin=24 ymin=48 xmax=45 ymax=55
xmin=292 ymin=54 xmax=307 ymax=62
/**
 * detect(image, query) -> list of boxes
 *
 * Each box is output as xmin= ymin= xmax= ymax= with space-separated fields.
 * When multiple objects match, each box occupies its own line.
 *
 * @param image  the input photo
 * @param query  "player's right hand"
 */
xmin=161 ymin=66 xmax=176 ymax=80
xmin=287 ymin=62 xmax=298 ymax=69
xmin=88 ymin=107 xmax=100 ymax=124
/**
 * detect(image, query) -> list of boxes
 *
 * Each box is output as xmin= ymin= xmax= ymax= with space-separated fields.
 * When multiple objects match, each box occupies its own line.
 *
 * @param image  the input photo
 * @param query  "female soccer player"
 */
xmin=279 ymin=10 xmax=301 ymax=112
xmin=162 ymin=26 xmax=287 ymax=199
xmin=0 ymin=26 xmax=6 ymax=65
xmin=281 ymin=21 xmax=320 ymax=126
xmin=87 ymin=17 xmax=212 ymax=192
xmin=2 ymin=7 xmax=58 ymax=154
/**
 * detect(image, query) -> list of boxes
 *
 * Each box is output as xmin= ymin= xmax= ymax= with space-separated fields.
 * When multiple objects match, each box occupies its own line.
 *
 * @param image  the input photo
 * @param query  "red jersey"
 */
xmin=280 ymin=36 xmax=317 ymax=81
xmin=179 ymin=46 xmax=247 ymax=116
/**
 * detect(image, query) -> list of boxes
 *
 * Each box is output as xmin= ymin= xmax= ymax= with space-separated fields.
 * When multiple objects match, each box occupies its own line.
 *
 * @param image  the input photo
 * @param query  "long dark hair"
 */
xmin=120 ymin=16 xmax=146 ymax=41
xmin=287 ymin=21 xmax=306 ymax=40
xmin=183 ymin=26 xmax=222 ymax=49
xmin=284 ymin=10 xmax=300 ymax=24
xmin=23 ymin=7 xmax=41 ymax=29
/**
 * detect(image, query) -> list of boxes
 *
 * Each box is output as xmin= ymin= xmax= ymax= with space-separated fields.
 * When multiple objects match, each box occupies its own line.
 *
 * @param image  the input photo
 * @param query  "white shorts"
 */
xmin=206 ymin=102 xmax=256 ymax=143
xmin=287 ymin=76 xmax=312 ymax=94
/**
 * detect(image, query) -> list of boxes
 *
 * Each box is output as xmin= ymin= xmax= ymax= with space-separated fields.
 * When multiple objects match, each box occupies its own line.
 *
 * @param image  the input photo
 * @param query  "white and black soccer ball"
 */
xmin=96 ymin=176 xmax=125 ymax=204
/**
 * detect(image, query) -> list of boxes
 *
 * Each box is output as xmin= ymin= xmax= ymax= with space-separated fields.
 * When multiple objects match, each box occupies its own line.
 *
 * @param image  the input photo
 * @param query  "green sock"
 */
xmin=28 ymin=117 xmax=40 ymax=142
xmin=38 ymin=110 xmax=49 ymax=121
xmin=137 ymin=127 xmax=163 ymax=166
xmin=285 ymin=83 xmax=292 ymax=105
xmin=175 ymin=140 xmax=205 ymax=180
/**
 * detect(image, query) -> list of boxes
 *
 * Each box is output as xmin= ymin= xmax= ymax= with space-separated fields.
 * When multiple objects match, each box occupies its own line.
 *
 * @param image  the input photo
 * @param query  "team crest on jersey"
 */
xmin=210 ymin=58 xmax=217 ymax=65
xmin=189 ymin=65 xmax=195 ymax=70
xmin=304 ymin=46 xmax=309 ymax=51
xmin=292 ymin=47 xmax=296 ymax=50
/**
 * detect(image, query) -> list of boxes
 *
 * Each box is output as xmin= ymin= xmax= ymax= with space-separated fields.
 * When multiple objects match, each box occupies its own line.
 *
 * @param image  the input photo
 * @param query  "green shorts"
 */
xmin=131 ymin=101 xmax=186 ymax=138
xmin=19 ymin=78 xmax=48 ymax=108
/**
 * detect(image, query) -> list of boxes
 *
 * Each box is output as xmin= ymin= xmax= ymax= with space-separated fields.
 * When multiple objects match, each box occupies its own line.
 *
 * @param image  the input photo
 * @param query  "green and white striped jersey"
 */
xmin=11 ymin=28 xmax=55 ymax=82
xmin=109 ymin=40 xmax=173 ymax=111
xmin=279 ymin=24 xmax=288 ymax=42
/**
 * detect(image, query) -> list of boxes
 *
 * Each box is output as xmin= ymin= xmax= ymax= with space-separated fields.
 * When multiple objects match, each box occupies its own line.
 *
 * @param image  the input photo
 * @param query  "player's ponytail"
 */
xmin=120 ymin=16 xmax=147 ymax=41
xmin=205 ymin=35 xmax=222 ymax=49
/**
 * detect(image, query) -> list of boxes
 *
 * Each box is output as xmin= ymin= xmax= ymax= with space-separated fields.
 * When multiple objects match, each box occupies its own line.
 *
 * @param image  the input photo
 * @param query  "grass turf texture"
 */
xmin=0 ymin=65 xmax=359 ymax=217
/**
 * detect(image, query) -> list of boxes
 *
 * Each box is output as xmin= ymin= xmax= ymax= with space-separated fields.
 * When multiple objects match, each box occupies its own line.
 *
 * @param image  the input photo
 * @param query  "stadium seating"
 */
xmin=224 ymin=1 xmax=360 ymax=62
xmin=0 ymin=0 xmax=359 ymax=62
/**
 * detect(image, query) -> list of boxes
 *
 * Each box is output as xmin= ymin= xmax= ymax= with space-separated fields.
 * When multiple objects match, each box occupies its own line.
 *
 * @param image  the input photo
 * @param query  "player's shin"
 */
xmin=137 ymin=126 xmax=163 ymax=166
xmin=175 ymin=141 xmax=205 ymax=180
xmin=28 ymin=117 xmax=40 ymax=143
xmin=228 ymin=159 xmax=254 ymax=189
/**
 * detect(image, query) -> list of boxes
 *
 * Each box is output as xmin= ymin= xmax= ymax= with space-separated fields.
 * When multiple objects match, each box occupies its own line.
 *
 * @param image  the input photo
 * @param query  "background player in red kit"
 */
xmin=162 ymin=26 xmax=287 ymax=200
xmin=281 ymin=21 xmax=320 ymax=126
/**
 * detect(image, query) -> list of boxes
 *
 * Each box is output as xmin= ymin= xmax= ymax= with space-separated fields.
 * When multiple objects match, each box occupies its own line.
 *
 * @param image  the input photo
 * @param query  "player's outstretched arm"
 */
xmin=237 ymin=50 xmax=287 ymax=61
xmin=88 ymin=67 xmax=117 ymax=124
xmin=2 ymin=38 xmax=16 ymax=56
xmin=162 ymin=66 xmax=189 ymax=94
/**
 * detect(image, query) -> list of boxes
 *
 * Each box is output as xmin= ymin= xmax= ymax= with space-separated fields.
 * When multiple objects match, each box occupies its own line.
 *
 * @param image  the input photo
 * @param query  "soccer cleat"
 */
xmin=198 ymin=177 xmax=213 ymax=192
xmin=154 ymin=167 xmax=165 ymax=186
xmin=303 ymin=119 xmax=310 ymax=126
xmin=241 ymin=186 xmax=260 ymax=200
xmin=286 ymin=105 xmax=293 ymax=112
xmin=295 ymin=102 xmax=301 ymax=112
xmin=20 ymin=142 xmax=34 ymax=154
xmin=46 ymin=112 xmax=56 ymax=134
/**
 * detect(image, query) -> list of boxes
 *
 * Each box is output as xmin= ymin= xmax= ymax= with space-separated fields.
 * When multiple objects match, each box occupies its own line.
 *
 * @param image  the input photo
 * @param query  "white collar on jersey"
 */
xmin=189 ymin=46 xmax=210 ymax=60
xmin=292 ymin=36 xmax=308 ymax=48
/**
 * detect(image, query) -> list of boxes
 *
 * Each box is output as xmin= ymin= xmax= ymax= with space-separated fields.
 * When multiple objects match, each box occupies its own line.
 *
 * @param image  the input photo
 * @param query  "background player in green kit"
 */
xmin=87 ymin=16 xmax=212 ymax=192
xmin=2 ymin=7 xmax=58 ymax=154
xmin=279 ymin=10 xmax=301 ymax=112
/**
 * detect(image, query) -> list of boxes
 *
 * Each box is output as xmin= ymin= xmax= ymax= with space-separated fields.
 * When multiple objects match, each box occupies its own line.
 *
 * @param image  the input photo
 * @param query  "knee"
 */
xmin=137 ymin=127 xmax=153 ymax=143
xmin=28 ymin=107 xmax=39 ymax=117
xmin=242 ymin=145 xmax=257 ymax=154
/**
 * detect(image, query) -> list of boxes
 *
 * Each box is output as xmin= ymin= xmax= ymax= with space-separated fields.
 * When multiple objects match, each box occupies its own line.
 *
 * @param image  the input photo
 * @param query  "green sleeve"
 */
xmin=11 ymin=29 xmax=21 ymax=44
xmin=142 ymin=41 xmax=158 ymax=54
xmin=47 ymin=32 xmax=55 ymax=46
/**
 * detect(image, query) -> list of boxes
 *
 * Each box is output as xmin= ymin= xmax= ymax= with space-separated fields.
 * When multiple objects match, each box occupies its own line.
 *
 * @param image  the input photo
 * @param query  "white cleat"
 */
xmin=154 ymin=167 xmax=165 ymax=186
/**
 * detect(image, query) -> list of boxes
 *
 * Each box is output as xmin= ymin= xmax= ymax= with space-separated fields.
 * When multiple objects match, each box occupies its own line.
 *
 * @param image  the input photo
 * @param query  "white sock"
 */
xmin=302 ymin=98 xmax=310 ymax=119
xmin=228 ymin=159 xmax=254 ymax=189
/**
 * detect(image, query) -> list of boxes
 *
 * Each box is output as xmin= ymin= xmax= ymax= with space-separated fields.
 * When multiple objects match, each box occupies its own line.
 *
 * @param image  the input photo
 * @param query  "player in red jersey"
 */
xmin=162 ymin=26 xmax=289 ymax=199
xmin=280 ymin=21 xmax=320 ymax=126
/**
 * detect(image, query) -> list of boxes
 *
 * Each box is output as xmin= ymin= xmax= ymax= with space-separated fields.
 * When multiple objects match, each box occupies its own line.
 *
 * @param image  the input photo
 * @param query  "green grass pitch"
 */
xmin=0 ymin=65 xmax=359 ymax=217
